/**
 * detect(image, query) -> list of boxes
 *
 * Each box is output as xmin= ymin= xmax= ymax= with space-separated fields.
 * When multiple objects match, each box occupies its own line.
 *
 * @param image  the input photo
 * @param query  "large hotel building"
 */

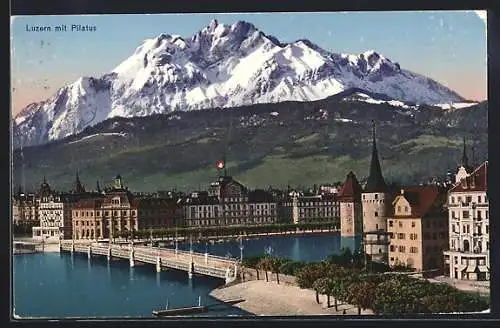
xmin=183 ymin=175 xmax=278 ymax=227
xmin=444 ymin=159 xmax=489 ymax=281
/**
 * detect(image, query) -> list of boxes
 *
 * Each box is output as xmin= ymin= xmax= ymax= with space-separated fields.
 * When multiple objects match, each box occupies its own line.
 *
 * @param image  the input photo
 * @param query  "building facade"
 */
xmin=339 ymin=171 xmax=363 ymax=237
xmin=362 ymin=122 xmax=391 ymax=263
xmin=12 ymin=192 xmax=38 ymax=227
xmin=282 ymin=192 xmax=339 ymax=225
xmin=183 ymin=176 xmax=278 ymax=227
xmin=444 ymin=161 xmax=489 ymax=281
xmin=72 ymin=175 xmax=183 ymax=240
xmin=33 ymin=193 xmax=75 ymax=241
xmin=388 ymin=186 xmax=448 ymax=277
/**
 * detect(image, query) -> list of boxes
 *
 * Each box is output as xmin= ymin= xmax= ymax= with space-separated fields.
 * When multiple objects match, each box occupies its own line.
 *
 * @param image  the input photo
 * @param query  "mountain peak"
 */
xmin=13 ymin=19 xmax=465 ymax=148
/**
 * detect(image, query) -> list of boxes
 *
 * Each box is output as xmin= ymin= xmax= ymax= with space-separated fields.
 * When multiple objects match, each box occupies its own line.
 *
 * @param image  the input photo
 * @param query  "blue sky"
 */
xmin=10 ymin=11 xmax=487 ymax=114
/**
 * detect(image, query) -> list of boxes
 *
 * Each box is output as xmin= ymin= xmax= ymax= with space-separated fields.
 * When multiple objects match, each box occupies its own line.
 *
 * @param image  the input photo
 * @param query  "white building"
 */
xmin=444 ymin=161 xmax=489 ymax=281
xmin=33 ymin=194 xmax=74 ymax=242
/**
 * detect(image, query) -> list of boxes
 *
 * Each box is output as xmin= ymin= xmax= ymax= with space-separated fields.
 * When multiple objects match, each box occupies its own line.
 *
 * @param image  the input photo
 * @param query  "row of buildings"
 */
xmin=335 ymin=126 xmax=489 ymax=281
xmin=12 ymin=126 xmax=489 ymax=282
xmin=13 ymin=172 xmax=341 ymax=242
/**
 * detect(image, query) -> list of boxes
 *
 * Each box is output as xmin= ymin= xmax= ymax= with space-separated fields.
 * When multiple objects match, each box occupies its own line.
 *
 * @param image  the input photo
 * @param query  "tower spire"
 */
xmin=96 ymin=180 xmax=101 ymax=193
xmin=364 ymin=121 xmax=387 ymax=193
xmin=75 ymin=169 xmax=85 ymax=193
xmin=461 ymin=136 xmax=468 ymax=167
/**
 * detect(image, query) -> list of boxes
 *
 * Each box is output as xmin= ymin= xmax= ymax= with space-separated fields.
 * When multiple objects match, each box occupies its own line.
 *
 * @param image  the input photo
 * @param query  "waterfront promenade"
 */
xmin=211 ymin=270 xmax=374 ymax=316
xmin=125 ymin=228 xmax=338 ymax=245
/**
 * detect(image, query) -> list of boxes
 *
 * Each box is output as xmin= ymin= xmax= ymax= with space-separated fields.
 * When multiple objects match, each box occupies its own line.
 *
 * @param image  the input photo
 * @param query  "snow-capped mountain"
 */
xmin=13 ymin=19 xmax=465 ymax=148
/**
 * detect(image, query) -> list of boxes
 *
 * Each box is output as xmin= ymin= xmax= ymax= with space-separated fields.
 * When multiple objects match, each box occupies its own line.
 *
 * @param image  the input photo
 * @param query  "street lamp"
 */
xmin=150 ymin=228 xmax=153 ymax=249
xmin=175 ymin=229 xmax=178 ymax=256
xmin=239 ymin=235 xmax=244 ymax=262
xmin=190 ymin=235 xmax=193 ymax=255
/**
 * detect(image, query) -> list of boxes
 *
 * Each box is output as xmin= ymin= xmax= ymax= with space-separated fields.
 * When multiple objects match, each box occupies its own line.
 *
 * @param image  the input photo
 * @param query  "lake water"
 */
xmin=13 ymin=233 xmax=354 ymax=318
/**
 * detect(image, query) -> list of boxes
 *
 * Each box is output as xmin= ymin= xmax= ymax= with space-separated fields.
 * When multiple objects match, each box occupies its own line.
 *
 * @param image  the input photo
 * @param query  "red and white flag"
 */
xmin=216 ymin=160 xmax=225 ymax=170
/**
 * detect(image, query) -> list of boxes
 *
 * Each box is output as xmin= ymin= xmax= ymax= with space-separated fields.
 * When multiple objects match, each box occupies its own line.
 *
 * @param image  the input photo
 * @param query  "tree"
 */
xmin=349 ymin=281 xmax=377 ymax=315
xmin=257 ymin=257 xmax=273 ymax=282
xmin=269 ymin=257 xmax=284 ymax=284
xmin=313 ymin=277 xmax=331 ymax=307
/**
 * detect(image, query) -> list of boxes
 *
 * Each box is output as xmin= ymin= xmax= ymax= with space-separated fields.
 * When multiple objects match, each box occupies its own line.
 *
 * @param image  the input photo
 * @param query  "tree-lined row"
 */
xmin=112 ymin=221 xmax=339 ymax=241
xmin=243 ymin=252 xmax=489 ymax=314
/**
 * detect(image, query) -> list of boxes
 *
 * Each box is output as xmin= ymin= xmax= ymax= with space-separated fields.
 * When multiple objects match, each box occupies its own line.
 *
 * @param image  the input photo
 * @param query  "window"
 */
xmin=389 ymin=220 xmax=393 ymax=227
xmin=466 ymin=196 xmax=472 ymax=203
xmin=405 ymin=206 xmax=409 ymax=213
xmin=451 ymin=197 xmax=455 ymax=204
xmin=466 ymin=225 xmax=470 ymax=233
xmin=463 ymin=211 xmax=470 ymax=219
xmin=397 ymin=206 xmax=401 ymax=212
xmin=410 ymin=233 xmax=418 ymax=240
xmin=432 ymin=233 xmax=437 ymax=240
xmin=398 ymin=246 xmax=406 ymax=253
xmin=486 ymin=225 xmax=489 ymax=234
xmin=399 ymin=221 xmax=403 ymax=228
xmin=439 ymin=232 xmax=445 ymax=239
xmin=410 ymin=247 xmax=418 ymax=254
xmin=463 ymin=226 xmax=466 ymax=233
xmin=478 ymin=196 xmax=482 ymax=203
xmin=375 ymin=194 xmax=379 ymax=200
xmin=376 ymin=224 xmax=379 ymax=230
xmin=374 ymin=211 xmax=378 ymax=217
xmin=398 ymin=233 xmax=406 ymax=239
xmin=390 ymin=245 xmax=395 ymax=252
xmin=411 ymin=221 xmax=416 ymax=228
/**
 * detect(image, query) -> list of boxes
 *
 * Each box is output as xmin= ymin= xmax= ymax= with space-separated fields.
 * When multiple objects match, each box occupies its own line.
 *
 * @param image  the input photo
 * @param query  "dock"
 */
xmin=152 ymin=298 xmax=245 ymax=316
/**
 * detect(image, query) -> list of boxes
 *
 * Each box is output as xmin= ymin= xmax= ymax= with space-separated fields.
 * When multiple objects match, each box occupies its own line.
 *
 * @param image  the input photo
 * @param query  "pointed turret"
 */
xmin=74 ymin=170 xmax=86 ymax=193
xmin=113 ymin=174 xmax=124 ymax=190
xmin=364 ymin=121 xmax=388 ymax=193
xmin=461 ymin=136 xmax=469 ymax=168
xmin=96 ymin=180 xmax=101 ymax=193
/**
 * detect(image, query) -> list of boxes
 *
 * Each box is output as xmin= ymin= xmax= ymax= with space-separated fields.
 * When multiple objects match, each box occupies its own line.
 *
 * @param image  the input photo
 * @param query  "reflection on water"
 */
xmin=14 ymin=234 xmax=346 ymax=318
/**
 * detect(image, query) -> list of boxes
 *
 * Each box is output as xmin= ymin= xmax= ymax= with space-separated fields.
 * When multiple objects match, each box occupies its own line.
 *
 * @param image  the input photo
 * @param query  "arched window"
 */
xmin=463 ymin=240 xmax=470 ymax=252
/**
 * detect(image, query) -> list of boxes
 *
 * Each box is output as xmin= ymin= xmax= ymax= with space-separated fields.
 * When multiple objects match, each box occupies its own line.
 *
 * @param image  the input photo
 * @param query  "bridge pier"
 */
xmin=87 ymin=246 xmax=92 ymax=260
xmin=188 ymin=261 xmax=194 ymax=279
xmin=156 ymin=255 xmax=161 ymax=273
xmin=129 ymin=248 xmax=135 ymax=268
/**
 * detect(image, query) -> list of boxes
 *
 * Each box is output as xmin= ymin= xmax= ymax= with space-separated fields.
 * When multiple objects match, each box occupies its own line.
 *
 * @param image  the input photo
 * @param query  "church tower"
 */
xmin=74 ymin=170 xmax=86 ymax=194
xmin=361 ymin=121 xmax=390 ymax=263
xmin=455 ymin=137 xmax=473 ymax=184
xmin=339 ymin=171 xmax=363 ymax=252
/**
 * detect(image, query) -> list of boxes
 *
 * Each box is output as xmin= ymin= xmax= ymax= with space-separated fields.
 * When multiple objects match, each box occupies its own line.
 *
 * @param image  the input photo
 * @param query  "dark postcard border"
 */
xmin=8 ymin=0 xmax=500 ymax=15
xmin=7 ymin=0 xmax=500 ymax=326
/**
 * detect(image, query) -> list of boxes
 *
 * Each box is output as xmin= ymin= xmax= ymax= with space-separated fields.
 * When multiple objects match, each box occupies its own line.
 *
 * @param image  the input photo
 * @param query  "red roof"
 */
xmin=338 ymin=171 xmax=362 ymax=202
xmin=392 ymin=185 xmax=446 ymax=218
xmin=450 ymin=161 xmax=488 ymax=193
